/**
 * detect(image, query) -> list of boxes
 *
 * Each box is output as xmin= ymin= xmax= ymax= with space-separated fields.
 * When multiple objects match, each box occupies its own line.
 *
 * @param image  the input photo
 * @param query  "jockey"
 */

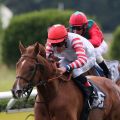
xmin=45 ymin=24 xmax=97 ymax=100
xmin=69 ymin=11 xmax=111 ymax=78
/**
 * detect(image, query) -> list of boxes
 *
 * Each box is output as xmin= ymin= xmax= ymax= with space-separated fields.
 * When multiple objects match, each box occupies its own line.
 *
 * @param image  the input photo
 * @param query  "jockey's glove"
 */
xmin=65 ymin=65 xmax=73 ymax=73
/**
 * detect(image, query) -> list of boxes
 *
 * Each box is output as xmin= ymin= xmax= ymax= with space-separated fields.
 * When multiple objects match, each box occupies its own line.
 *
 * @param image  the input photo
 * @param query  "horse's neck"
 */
xmin=37 ymin=56 xmax=64 ymax=102
xmin=37 ymin=78 xmax=60 ymax=102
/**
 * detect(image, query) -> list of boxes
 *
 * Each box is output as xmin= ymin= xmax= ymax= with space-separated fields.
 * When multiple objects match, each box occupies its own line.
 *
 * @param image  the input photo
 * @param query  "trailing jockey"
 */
xmin=45 ymin=24 xmax=97 ymax=106
xmin=69 ymin=11 xmax=111 ymax=79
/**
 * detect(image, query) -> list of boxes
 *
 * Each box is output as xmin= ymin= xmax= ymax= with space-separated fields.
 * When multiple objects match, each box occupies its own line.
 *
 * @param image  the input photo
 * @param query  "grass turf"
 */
xmin=0 ymin=111 xmax=34 ymax=120
xmin=0 ymin=65 xmax=15 ymax=92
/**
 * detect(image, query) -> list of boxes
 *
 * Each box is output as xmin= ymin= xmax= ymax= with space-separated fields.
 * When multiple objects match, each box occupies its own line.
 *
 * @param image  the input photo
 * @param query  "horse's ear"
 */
xmin=34 ymin=42 xmax=40 ymax=56
xmin=19 ymin=41 xmax=26 ymax=54
xmin=38 ymin=44 xmax=46 ymax=58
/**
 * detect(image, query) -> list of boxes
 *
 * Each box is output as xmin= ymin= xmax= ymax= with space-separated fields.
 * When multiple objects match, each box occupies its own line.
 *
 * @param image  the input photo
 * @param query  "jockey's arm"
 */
xmin=45 ymin=41 xmax=54 ymax=58
xmin=45 ymin=42 xmax=61 ymax=67
xmin=88 ymin=23 xmax=104 ymax=48
xmin=69 ymin=38 xmax=87 ymax=69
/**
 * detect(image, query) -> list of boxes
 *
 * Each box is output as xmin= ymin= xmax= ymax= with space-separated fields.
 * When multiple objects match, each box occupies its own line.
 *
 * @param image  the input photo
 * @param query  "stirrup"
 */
xmin=87 ymin=92 xmax=98 ymax=110
xmin=90 ymin=91 xmax=98 ymax=99
xmin=87 ymin=100 xmax=92 ymax=110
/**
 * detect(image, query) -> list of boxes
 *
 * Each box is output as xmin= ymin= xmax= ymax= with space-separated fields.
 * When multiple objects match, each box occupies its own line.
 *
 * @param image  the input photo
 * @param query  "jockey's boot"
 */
xmin=98 ymin=61 xmax=111 ymax=79
xmin=73 ymin=75 xmax=97 ymax=110
xmin=73 ymin=75 xmax=96 ymax=99
xmin=83 ymin=80 xmax=97 ymax=100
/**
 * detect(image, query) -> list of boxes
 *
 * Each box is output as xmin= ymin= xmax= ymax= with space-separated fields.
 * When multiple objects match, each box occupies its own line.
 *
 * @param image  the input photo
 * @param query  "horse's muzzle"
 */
xmin=11 ymin=89 xmax=23 ymax=99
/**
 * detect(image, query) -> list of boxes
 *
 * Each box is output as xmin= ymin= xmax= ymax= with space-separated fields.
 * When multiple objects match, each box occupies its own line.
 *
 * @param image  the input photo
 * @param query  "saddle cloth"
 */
xmin=91 ymin=91 xmax=105 ymax=109
xmin=88 ymin=79 xmax=106 ymax=109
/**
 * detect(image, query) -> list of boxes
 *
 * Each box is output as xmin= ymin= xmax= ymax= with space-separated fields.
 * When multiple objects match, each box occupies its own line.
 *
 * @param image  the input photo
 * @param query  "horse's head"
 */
xmin=12 ymin=42 xmax=47 ymax=99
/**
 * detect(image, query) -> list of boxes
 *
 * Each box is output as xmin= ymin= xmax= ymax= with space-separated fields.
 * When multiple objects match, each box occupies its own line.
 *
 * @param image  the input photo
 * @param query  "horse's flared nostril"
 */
xmin=11 ymin=89 xmax=23 ymax=99
xmin=16 ymin=90 xmax=23 ymax=98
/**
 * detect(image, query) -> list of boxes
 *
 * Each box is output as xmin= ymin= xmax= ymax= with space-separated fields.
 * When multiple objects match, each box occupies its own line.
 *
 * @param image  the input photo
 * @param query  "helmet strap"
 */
xmin=81 ymin=23 xmax=88 ymax=36
xmin=65 ymin=41 xmax=67 ymax=48
xmin=63 ymin=36 xmax=68 ymax=48
xmin=69 ymin=26 xmax=74 ymax=32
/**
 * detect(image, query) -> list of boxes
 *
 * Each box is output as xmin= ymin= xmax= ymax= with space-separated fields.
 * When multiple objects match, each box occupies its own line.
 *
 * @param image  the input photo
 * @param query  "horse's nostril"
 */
xmin=11 ymin=89 xmax=23 ymax=99
xmin=16 ymin=90 xmax=23 ymax=98
xmin=16 ymin=90 xmax=22 ymax=93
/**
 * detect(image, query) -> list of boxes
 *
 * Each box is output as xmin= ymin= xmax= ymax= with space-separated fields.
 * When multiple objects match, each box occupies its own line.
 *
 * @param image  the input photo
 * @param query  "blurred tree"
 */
xmin=109 ymin=26 xmax=120 ymax=60
xmin=0 ymin=4 xmax=2 ymax=31
xmin=0 ymin=20 xmax=1 ymax=31
xmin=1 ymin=0 xmax=120 ymax=32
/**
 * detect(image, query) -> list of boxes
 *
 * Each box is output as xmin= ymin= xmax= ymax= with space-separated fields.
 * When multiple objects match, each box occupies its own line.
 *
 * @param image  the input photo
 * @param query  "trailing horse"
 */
xmin=12 ymin=42 xmax=120 ymax=120
xmin=83 ymin=60 xmax=120 ymax=86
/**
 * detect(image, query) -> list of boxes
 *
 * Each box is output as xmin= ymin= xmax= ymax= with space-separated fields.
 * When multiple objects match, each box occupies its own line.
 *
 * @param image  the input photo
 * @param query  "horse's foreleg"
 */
xmin=53 ymin=109 xmax=78 ymax=120
xmin=34 ymin=102 xmax=50 ymax=120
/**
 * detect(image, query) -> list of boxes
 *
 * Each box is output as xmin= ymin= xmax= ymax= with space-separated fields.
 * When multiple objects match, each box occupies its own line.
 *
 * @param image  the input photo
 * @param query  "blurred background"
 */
xmin=1 ymin=0 xmax=120 ymax=31
xmin=0 ymin=0 xmax=120 ymax=119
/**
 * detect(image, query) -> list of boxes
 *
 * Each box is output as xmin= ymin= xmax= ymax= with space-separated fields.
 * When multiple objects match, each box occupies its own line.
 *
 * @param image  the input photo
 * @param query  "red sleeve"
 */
xmin=88 ymin=23 xmax=104 ymax=48
xmin=69 ymin=38 xmax=87 ymax=69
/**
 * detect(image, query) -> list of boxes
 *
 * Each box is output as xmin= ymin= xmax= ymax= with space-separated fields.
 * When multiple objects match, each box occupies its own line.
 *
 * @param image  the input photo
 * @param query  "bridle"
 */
xmin=15 ymin=54 xmax=71 ymax=120
xmin=17 ymin=55 xmax=47 ymax=84
xmin=15 ymin=55 xmax=71 ymax=95
xmin=15 ymin=55 xmax=47 ymax=99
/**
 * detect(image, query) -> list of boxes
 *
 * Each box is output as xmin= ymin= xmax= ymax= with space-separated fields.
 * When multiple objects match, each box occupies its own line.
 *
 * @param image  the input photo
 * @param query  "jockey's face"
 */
xmin=55 ymin=45 xmax=66 ymax=53
xmin=52 ymin=40 xmax=66 ymax=53
xmin=73 ymin=29 xmax=83 ymax=35
xmin=71 ymin=26 xmax=84 ymax=35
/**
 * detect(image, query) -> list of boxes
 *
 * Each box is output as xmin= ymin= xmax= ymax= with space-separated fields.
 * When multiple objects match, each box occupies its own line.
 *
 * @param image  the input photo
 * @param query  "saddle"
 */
xmin=63 ymin=72 xmax=106 ymax=120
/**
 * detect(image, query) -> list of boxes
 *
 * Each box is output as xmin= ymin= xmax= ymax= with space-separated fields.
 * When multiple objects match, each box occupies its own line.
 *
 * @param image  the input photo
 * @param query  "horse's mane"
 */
xmin=37 ymin=54 xmax=70 ymax=82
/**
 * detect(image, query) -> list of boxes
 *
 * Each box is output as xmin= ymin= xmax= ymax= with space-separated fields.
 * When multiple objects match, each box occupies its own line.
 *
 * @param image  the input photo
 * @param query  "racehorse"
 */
xmin=12 ymin=42 xmax=120 ymax=120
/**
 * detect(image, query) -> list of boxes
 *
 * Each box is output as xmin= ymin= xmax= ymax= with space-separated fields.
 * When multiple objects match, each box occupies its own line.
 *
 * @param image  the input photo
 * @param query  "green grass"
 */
xmin=0 ymin=32 xmax=15 ymax=92
xmin=0 ymin=64 xmax=15 ymax=92
xmin=0 ymin=111 xmax=34 ymax=120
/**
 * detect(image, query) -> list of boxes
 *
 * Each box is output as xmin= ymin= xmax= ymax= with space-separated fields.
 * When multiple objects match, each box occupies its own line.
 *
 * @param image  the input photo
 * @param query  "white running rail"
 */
xmin=0 ymin=89 xmax=37 ymax=111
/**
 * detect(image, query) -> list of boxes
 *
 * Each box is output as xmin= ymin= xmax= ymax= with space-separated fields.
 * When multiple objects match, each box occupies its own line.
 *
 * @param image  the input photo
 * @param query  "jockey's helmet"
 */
xmin=69 ymin=11 xmax=88 ymax=27
xmin=47 ymin=24 xmax=68 ymax=44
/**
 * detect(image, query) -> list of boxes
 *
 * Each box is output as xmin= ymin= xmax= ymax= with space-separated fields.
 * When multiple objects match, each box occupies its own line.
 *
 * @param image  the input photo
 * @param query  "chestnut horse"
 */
xmin=12 ymin=42 xmax=120 ymax=120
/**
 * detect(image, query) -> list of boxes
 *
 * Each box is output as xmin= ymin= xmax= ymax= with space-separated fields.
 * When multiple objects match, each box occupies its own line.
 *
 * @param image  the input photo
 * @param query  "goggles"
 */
xmin=71 ymin=26 xmax=84 ymax=31
xmin=51 ymin=40 xmax=66 ymax=47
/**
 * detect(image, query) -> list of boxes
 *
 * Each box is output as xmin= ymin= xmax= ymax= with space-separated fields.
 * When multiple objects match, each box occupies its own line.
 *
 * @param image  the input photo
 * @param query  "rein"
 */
xmin=16 ymin=55 xmax=46 ymax=86
xmin=16 ymin=55 xmax=45 ymax=102
xmin=16 ymin=55 xmax=72 ymax=92
xmin=16 ymin=55 xmax=65 ymax=95
xmin=16 ymin=54 xmax=72 ymax=120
